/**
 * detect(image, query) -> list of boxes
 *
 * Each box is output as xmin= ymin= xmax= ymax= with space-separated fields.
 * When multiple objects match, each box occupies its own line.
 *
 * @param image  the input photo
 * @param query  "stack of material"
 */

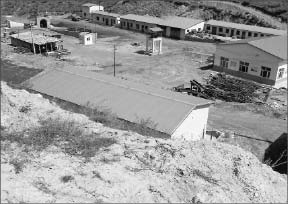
xmin=204 ymin=73 xmax=268 ymax=103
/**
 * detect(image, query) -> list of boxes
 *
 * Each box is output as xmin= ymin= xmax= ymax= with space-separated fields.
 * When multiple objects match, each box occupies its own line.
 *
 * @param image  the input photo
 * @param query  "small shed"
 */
xmin=79 ymin=32 xmax=96 ymax=45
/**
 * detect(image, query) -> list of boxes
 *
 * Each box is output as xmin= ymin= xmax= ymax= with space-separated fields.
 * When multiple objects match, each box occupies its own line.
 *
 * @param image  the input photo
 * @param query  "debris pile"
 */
xmin=174 ymin=73 xmax=271 ymax=103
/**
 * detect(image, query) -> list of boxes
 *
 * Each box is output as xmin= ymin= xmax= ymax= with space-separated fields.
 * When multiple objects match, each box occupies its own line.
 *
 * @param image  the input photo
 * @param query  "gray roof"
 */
xmin=206 ymin=20 xmax=287 ymax=36
xmin=221 ymin=35 xmax=287 ymax=60
xmin=11 ymin=32 xmax=60 ymax=45
xmin=120 ymin=14 xmax=204 ymax=29
xmin=25 ymin=69 xmax=212 ymax=135
xmin=91 ymin=11 xmax=120 ymax=18
xmin=82 ymin=3 xmax=99 ymax=7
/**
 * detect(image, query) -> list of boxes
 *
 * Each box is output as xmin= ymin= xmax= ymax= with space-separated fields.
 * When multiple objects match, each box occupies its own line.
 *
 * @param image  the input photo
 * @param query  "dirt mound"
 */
xmin=1 ymin=82 xmax=287 ymax=203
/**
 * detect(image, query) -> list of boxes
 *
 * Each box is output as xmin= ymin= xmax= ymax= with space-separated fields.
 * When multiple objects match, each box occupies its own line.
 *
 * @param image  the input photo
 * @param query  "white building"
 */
xmin=204 ymin=20 xmax=286 ymax=39
xmin=91 ymin=11 xmax=120 ymax=26
xmin=26 ymin=69 xmax=213 ymax=141
xmin=214 ymin=35 xmax=287 ymax=88
xmin=120 ymin=14 xmax=205 ymax=40
xmin=81 ymin=3 xmax=104 ymax=19
xmin=79 ymin=32 xmax=96 ymax=45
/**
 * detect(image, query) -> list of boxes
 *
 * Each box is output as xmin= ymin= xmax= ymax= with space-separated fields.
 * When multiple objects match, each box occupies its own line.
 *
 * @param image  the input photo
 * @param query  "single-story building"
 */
xmin=79 ymin=32 xmax=96 ymax=45
xmin=91 ymin=11 xmax=120 ymax=26
xmin=204 ymin=20 xmax=287 ymax=39
xmin=25 ymin=69 xmax=213 ymax=141
xmin=81 ymin=3 xmax=104 ymax=19
xmin=214 ymin=35 xmax=287 ymax=88
xmin=10 ymin=32 xmax=60 ymax=54
xmin=120 ymin=14 xmax=205 ymax=39
xmin=4 ymin=16 xmax=32 ymax=29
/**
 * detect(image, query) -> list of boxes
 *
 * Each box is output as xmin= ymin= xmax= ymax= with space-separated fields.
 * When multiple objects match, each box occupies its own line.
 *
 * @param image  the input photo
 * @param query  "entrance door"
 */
xmin=170 ymin=27 xmax=181 ymax=39
xmin=106 ymin=19 xmax=109 ymax=25
xmin=230 ymin=29 xmax=234 ymax=37
xmin=212 ymin=26 xmax=217 ymax=35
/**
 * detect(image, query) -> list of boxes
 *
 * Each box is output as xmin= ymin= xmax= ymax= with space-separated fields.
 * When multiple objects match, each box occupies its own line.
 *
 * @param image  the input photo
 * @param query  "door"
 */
xmin=212 ymin=26 xmax=217 ymax=35
xmin=170 ymin=27 xmax=181 ymax=39
xmin=230 ymin=29 xmax=234 ymax=37
xmin=106 ymin=19 xmax=109 ymax=26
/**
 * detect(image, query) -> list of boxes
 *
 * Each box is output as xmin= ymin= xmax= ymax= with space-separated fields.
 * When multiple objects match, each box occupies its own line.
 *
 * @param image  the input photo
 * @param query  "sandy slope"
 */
xmin=1 ymin=82 xmax=287 ymax=203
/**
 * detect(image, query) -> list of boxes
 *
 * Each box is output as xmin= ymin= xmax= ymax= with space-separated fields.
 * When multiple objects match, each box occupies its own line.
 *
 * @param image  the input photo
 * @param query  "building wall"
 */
xmin=171 ymin=107 xmax=209 ymax=141
xmin=80 ymin=34 xmax=95 ymax=45
xmin=275 ymin=63 xmax=288 ymax=88
xmin=91 ymin=14 xmax=119 ymax=26
xmin=82 ymin=5 xmax=104 ymax=18
xmin=214 ymin=43 xmax=285 ymax=86
xmin=185 ymin=22 xmax=205 ymax=34
xmin=7 ymin=20 xmax=24 ymax=29
xmin=120 ymin=19 xmax=156 ymax=33
xmin=204 ymin=23 xmax=272 ymax=39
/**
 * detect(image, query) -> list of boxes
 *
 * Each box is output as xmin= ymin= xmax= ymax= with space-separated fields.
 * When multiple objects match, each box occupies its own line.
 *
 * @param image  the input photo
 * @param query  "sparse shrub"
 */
xmin=19 ymin=104 xmax=32 ymax=113
xmin=9 ymin=158 xmax=27 ymax=174
xmin=60 ymin=175 xmax=74 ymax=183
xmin=2 ymin=117 xmax=116 ymax=159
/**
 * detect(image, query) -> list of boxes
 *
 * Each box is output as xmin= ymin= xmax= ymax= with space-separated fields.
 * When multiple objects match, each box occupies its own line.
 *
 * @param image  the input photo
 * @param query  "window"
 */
xmin=97 ymin=17 xmax=99 ymax=20
xmin=239 ymin=61 xmax=249 ymax=72
xmin=248 ymin=32 xmax=252 ymax=37
xmin=236 ymin=30 xmax=240 ymax=35
xmin=123 ymin=22 xmax=126 ymax=26
xmin=220 ymin=57 xmax=229 ymax=68
xmin=87 ymin=37 xmax=90 ymax=41
xmin=260 ymin=66 xmax=271 ymax=78
xmin=242 ymin=31 xmax=246 ymax=36
xmin=145 ymin=26 xmax=148 ymax=30
xmin=261 ymin=34 xmax=264 ymax=37
xmin=136 ymin=24 xmax=139 ymax=29
xmin=219 ymin=27 xmax=223 ymax=32
xmin=226 ymin=28 xmax=229 ymax=33
xmin=207 ymin=25 xmax=211 ymax=30
xmin=277 ymin=68 xmax=285 ymax=79
xmin=103 ymin=18 xmax=105 ymax=22
xmin=254 ymin=33 xmax=258 ymax=37
xmin=230 ymin=61 xmax=237 ymax=67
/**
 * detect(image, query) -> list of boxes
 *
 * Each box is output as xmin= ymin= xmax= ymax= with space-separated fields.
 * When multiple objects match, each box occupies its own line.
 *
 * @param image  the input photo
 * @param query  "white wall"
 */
xmin=215 ymin=43 xmax=281 ymax=80
xmin=90 ymin=5 xmax=104 ymax=12
xmin=7 ymin=20 xmax=24 ymax=28
xmin=171 ymin=107 xmax=209 ymax=141
xmin=185 ymin=22 xmax=205 ymax=34
xmin=276 ymin=63 xmax=287 ymax=81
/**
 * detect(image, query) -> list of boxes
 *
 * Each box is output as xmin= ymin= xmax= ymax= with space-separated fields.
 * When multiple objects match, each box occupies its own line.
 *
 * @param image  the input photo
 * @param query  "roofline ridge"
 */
xmin=57 ymin=69 xmax=201 ymax=106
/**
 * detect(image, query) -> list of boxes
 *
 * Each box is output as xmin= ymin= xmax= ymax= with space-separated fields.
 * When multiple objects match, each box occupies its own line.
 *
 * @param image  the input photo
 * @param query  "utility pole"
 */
xmin=30 ymin=26 xmax=36 ymax=54
xmin=113 ymin=44 xmax=116 ymax=77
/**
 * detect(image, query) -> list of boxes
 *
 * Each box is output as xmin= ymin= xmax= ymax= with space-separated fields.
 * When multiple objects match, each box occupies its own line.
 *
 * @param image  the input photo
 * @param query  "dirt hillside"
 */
xmin=1 ymin=81 xmax=287 ymax=203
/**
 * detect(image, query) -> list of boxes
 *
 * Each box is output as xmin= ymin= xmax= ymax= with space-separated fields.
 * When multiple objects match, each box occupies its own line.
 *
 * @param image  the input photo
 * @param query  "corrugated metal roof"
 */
xmin=206 ymin=20 xmax=287 ymax=36
xmin=221 ymin=35 xmax=287 ymax=60
xmin=120 ymin=14 xmax=204 ymax=29
xmin=161 ymin=16 xmax=204 ymax=29
xmin=26 ymin=69 xmax=212 ymax=135
xmin=91 ymin=11 xmax=120 ymax=18
xmin=11 ymin=32 xmax=60 ymax=45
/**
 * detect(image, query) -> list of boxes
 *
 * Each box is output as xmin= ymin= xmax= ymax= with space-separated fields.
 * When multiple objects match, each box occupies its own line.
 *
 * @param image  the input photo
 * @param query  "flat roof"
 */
xmin=82 ymin=3 xmax=100 ymax=7
xmin=220 ymin=35 xmax=287 ymax=60
xmin=11 ymin=32 xmax=60 ymax=45
xmin=91 ymin=11 xmax=120 ymax=18
xmin=120 ymin=14 xmax=204 ymax=29
xmin=206 ymin=20 xmax=287 ymax=36
xmin=25 ymin=69 xmax=212 ymax=135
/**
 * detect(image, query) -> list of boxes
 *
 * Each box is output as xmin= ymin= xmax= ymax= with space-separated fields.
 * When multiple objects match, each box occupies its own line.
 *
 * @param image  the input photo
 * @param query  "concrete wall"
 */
xmin=204 ymin=24 xmax=272 ymax=39
xmin=120 ymin=19 xmax=156 ymax=33
xmin=171 ymin=107 xmax=209 ymax=141
xmin=214 ymin=43 xmax=286 ymax=86
xmin=82 ymin=5 xmax=104 ymax=18
xmin=185 ymin=22 xmax=205 ymax=34
xmin=7 ymin=20 xmax=24 ymax=29
xmin=91 ymin=14 xmax=119 ymax=26
xmin=80 ymin=34 xmax=96 ymax=45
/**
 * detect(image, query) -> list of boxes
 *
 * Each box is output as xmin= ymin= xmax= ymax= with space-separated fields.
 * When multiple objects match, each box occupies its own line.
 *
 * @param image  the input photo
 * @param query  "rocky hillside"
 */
xmin=1 ymin=81 xmax=287 ymax=203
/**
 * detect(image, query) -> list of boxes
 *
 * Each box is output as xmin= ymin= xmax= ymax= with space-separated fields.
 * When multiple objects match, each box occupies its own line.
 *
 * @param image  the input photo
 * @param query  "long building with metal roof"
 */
xmin=120 ymin=14 xmax=205 ymax=39
xmin=25 ymin=69 xmax=213 ymax=141
xmin=204 ymin=20 xmax=286 ymax=39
